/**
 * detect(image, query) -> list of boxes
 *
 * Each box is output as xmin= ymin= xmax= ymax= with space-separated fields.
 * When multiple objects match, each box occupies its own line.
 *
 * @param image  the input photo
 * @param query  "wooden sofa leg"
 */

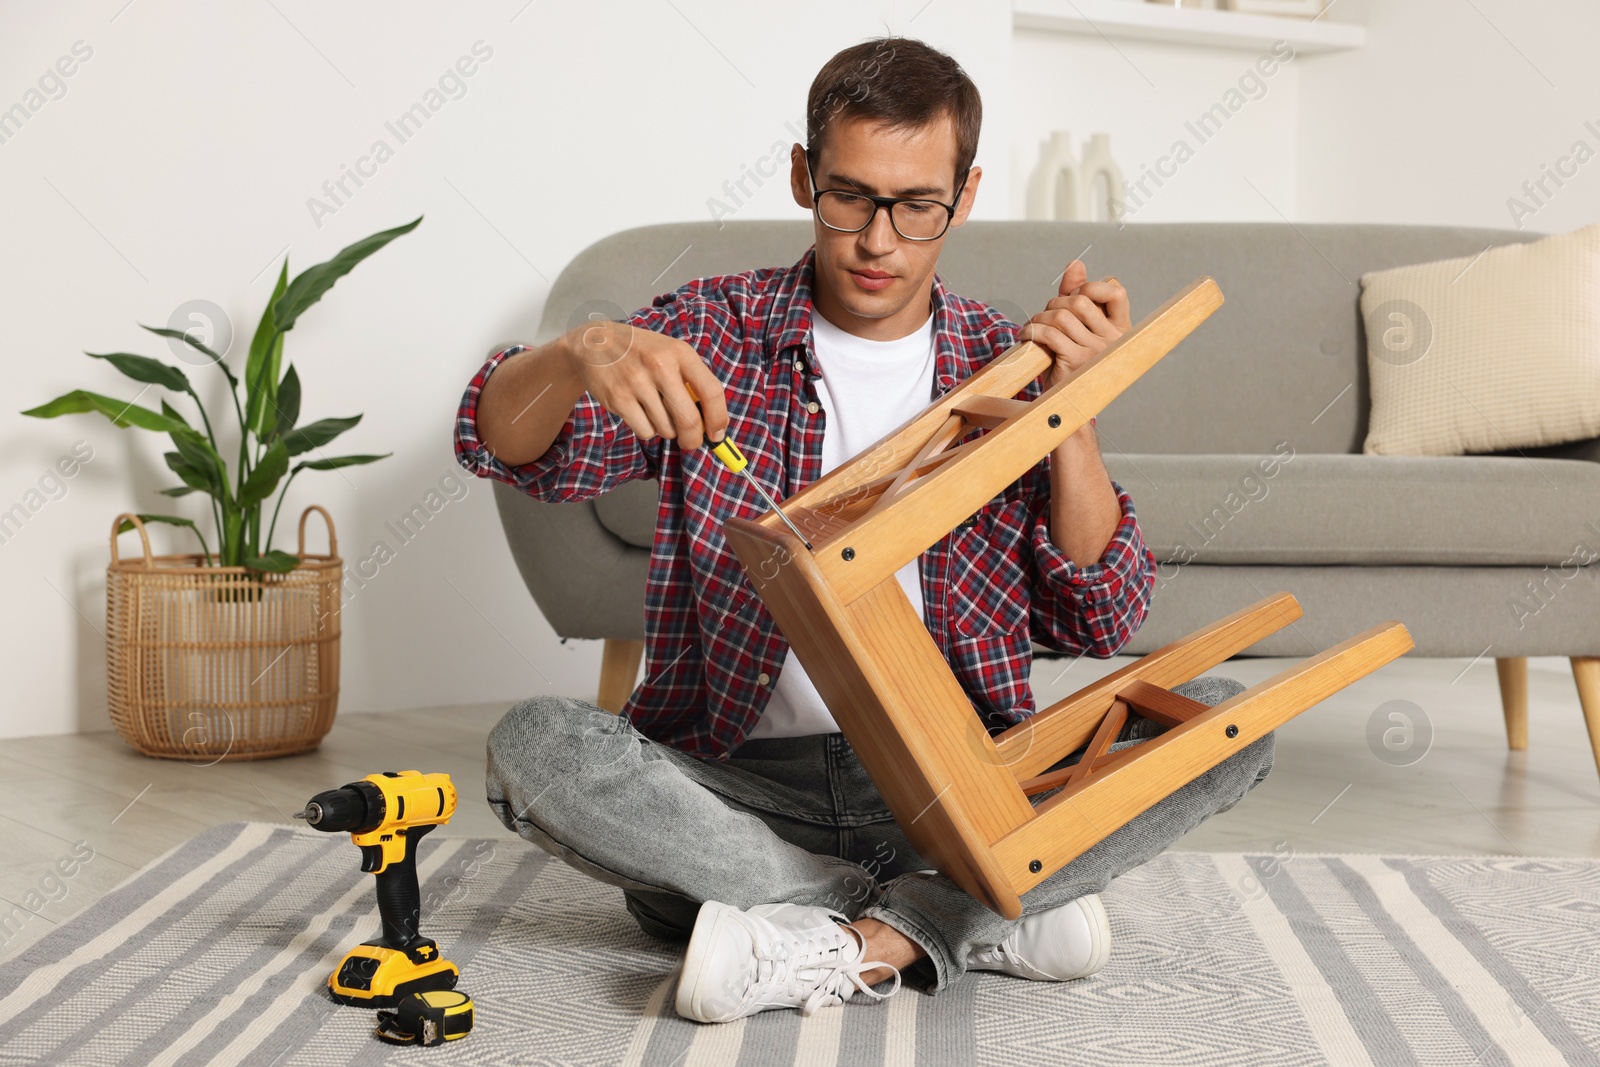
xmin=597 ymin=638 xmax=645 ymax=714
xmin=1571 ymin=657 xmax=1600 ymax=783
xmin=1495 ymin=657 xmax=1528 ymax=751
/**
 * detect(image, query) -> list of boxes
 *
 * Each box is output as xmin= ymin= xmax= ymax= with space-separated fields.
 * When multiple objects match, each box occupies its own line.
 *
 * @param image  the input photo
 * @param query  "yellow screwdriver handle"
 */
xmin=683 ymin=380 xmax=748 ymax=474
xmin=710 ymin=437 xmax=748 ymax=475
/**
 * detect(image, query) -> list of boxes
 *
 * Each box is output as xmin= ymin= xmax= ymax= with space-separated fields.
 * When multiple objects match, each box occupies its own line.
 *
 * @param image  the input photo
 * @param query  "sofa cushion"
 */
xmin=1361 ymin=224 xmax=1600 ymax=456
xmin=1103 ymin=452 xmax=1600 ymax=566
xmin=593 ymin=477 xmax=660 ymax=549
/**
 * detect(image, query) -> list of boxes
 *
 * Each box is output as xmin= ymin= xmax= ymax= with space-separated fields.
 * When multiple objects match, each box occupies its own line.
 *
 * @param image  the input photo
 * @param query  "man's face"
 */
xmin=790 ymin=112 xmax=982 ymax=337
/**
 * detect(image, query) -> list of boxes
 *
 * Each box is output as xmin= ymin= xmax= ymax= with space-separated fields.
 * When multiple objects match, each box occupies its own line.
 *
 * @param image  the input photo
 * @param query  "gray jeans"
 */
xmin=485 ymin=676 xmax=1273 ymax=991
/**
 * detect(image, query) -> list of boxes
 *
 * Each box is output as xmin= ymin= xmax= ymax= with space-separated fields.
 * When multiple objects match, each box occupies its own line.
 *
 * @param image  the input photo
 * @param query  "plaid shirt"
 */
xmin=455 ymin=247 xmax=1155 ymax=760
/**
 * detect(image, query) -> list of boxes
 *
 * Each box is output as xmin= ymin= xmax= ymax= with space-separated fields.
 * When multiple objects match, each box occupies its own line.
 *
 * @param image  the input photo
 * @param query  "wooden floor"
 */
xmin=4 ymin=653 xmax=1597 ymax=962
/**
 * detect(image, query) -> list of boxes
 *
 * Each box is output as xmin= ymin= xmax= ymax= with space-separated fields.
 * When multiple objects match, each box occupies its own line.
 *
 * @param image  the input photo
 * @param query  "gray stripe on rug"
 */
xmin=196 ymin=854 xmax=368 ymax=1067
xmin=1386 ymin=857 xmax=1600 ymax=1067
xmin=733 ymin=1005 xmax=800 ymax=1066
xmin=1250 ymin=854 xmax=1418 ymax=1065
xmin=837 ymin=979 xmax=893 ymax=1066
xmin=637 ymin=981 xmax=698 ymax=1066
xmin=0 ymin=823 xmax=284 ymax=1059
xmin=48 ymin=827 xmax=332 ymax=1066
xmin=0 ymin=821 xmax=249 ymax=973
xmin=916 ymin=962 xmax=977 ymax=1064
xmin=1323 ymin=857 xmax=1512 ymax=1067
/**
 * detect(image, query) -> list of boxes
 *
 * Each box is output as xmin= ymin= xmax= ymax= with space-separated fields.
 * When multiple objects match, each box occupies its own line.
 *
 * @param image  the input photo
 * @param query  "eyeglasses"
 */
xmin=805 ymin=154 xmax=969 ymax=242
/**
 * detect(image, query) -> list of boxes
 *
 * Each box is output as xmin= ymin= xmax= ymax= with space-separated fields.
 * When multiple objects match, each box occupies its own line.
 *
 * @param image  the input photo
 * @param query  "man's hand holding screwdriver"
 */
xmin=479 ymin=317 xmax=813 ymax=547
xmin=477 ymin=318 xmax=730 ymax=468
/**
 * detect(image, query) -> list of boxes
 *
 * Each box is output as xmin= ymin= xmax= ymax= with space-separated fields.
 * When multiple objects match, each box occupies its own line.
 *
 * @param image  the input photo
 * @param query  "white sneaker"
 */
xmin=966 ymin=894 xmax=1112 ymax=981
xmin=675 ymin=901 xmax=901 ymax=1023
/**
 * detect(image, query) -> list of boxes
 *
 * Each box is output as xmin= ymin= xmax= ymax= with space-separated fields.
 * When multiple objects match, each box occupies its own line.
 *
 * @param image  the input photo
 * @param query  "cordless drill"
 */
xmin=295 ymin=770 xmax=460 ymax=1007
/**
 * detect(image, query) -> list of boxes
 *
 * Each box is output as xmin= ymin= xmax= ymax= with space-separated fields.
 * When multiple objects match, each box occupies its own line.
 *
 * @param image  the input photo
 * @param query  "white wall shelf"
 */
xmin=1014 ymin=0 xmax=1366 ymax=54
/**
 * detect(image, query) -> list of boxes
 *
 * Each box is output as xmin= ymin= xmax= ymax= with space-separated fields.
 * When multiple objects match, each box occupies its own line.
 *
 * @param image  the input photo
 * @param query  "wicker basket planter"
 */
xmin=106 ymin=506 xmax=342 ymax=761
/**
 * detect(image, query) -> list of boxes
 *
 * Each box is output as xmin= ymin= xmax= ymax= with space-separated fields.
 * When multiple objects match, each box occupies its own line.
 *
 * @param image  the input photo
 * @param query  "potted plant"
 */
xmin=24 ymin=216 xmax=421 ymax=761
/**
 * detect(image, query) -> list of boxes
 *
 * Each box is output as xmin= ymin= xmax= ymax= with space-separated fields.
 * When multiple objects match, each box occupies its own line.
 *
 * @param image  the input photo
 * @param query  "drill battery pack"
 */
xmin=329 ymin=937 xmax=459 ymax=1008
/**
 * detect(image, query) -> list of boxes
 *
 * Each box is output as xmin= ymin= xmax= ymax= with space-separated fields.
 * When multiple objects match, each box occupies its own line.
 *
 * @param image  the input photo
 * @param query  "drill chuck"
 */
xmin=294 ymin=780 xmax=386 ymax=833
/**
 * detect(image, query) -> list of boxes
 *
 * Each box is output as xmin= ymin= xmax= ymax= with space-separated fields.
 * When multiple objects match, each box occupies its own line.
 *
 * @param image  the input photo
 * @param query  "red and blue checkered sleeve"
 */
xmin=454 ymin=342 xmax=662 ymax=502
xmin=1026 ymin=477 xmax=1156 ymax=657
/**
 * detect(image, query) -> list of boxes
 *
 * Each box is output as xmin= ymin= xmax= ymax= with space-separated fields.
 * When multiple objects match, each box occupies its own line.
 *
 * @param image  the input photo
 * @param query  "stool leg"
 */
xmin=597 ymin=638 xmax=644 ymax=714
xmin=1570 ymin=657 xmax=1600 ymax=784
xmin=1495 ymin=657 xmax=1528 ymax=751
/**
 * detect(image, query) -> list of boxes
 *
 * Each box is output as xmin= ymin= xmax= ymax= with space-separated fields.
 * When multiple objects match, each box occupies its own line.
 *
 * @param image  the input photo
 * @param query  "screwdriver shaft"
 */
xmin=684 ymin=378 xmax=812 ymax=550
xmin=740 ymin=468 xmax=812 ymax=550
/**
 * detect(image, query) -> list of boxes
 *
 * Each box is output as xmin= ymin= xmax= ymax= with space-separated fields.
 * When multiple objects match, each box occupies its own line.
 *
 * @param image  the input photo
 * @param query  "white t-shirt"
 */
xmin=744 ymin=305 xmax=938 ymax=740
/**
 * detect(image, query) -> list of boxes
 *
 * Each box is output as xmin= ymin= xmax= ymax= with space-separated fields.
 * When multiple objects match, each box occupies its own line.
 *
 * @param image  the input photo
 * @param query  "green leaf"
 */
xmin=274 ymin=216 xmax=422 ymax=333
xmin=271 ymin=364 xmax=301 ymax=438
xmin=244 ymin=262 xmax=287 ymax=436
xmin=282 ymin=414 xmax=360 ymax=456
xmin=139 ymin=325 xmax=238 ymax=387
xmin=86 ymin=351 xmax=191 ymax=394
xmin=244 ymin=549 xmax=299 ymax=573
xmin=238 ymin=440 xmax=289 ymax=508
xmin=160 ymin=398 xmax=192 ymax=429
xmin=164 ymin=450 xmax=211 ymax=494
xmin=22 ymin=390 xmax=192 ymax=435
xmin=158 ymin=485 xmax=199 ymax=497
xmin=245 ymin=261 xmax=289 ymax=429
xmin=244 ymin=332 xmax=282 ymax=436
xmin=169 ymin=434 xmax=229 ymax=500
xmin=117 ymin=513 xmax=212 ymax=561
xmin=293 ymin=452 xmax=390 ymax=472
xmin=137 ymin=325 xmax=222 ymax=363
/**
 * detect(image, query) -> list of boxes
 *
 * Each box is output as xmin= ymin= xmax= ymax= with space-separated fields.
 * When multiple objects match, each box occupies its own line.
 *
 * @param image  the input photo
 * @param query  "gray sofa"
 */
xmin=490 ymin=220 xmax=1600 ymax=780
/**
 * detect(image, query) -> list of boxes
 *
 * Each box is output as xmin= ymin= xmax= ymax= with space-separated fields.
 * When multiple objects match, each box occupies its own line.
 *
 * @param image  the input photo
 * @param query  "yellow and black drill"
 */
xmin=295 ymin=770 xmax=460 ymax=1007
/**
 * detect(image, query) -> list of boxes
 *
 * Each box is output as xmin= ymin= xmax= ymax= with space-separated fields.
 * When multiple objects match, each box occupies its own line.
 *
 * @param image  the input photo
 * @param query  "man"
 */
xmin=455 ymin=37 xmax=1274 ymax=1023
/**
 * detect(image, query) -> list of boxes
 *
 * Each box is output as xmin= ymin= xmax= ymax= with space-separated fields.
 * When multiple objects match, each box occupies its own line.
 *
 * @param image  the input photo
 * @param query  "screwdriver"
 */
xmin=683 ymin=380 xmax=813 ymax=550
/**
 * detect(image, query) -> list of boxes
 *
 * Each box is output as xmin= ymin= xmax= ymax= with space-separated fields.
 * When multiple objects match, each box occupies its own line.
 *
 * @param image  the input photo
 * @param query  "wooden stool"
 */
xmin=722 ymin=278 xmax=1413 ymax=919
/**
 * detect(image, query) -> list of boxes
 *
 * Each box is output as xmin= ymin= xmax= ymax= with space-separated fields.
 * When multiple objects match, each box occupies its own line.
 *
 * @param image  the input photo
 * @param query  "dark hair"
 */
xmin=805 ymin=37 xmax=982 ymax=189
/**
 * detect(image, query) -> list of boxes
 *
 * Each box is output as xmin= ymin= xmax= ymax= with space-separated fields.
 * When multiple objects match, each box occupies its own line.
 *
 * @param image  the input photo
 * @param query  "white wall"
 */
xmin=2 ymin=1 xmax=1594 ymax=740
xmin=1295 ymin=0 xmax=1600 ymax=233
xmin=0 ymin=0 xmax=1015 ymax=739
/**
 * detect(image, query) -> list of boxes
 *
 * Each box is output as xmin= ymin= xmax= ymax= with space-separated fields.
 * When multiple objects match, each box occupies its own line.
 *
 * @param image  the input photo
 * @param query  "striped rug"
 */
xmin=1 ymin=822 xmax=1596 ymax=1066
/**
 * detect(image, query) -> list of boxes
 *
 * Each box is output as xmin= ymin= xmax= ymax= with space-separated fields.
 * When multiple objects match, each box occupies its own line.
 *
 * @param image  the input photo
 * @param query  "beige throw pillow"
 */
xmin=1360 ymin=224 xmax=1600 ymax=456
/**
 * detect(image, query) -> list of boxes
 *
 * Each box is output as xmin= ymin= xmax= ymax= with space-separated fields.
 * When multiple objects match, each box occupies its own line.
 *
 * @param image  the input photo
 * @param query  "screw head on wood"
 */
xmin=1028 ymin=859 xmax=1042 ymax=873
xmin=1226 ymin=724 xmax=1239 ymax=738
xmin=841 ymin=547 xmax=855 ymax=561
xmin=1047 ymin=414 xmax=1061 ymax=428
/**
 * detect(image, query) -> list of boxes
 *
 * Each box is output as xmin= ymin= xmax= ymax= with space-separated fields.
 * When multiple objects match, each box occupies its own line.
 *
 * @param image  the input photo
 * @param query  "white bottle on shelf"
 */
xmin=1079 ymin=132 xmax=1126 ymax=222
xmin=1026 ymin=130 xmax=1081 ymax=221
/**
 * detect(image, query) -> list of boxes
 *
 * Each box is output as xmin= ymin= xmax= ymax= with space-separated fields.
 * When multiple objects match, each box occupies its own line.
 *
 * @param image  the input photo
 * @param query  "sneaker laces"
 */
xmin=971 ymin=934 xmax=1023 ymax=972
xmin=743 ymin=914 xmax=901 ymax=1017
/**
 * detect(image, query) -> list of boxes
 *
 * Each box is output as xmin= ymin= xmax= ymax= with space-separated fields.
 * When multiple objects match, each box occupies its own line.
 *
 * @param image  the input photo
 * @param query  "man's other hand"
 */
xmin=1019 ymin=260 xmax=1131 ymax=389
